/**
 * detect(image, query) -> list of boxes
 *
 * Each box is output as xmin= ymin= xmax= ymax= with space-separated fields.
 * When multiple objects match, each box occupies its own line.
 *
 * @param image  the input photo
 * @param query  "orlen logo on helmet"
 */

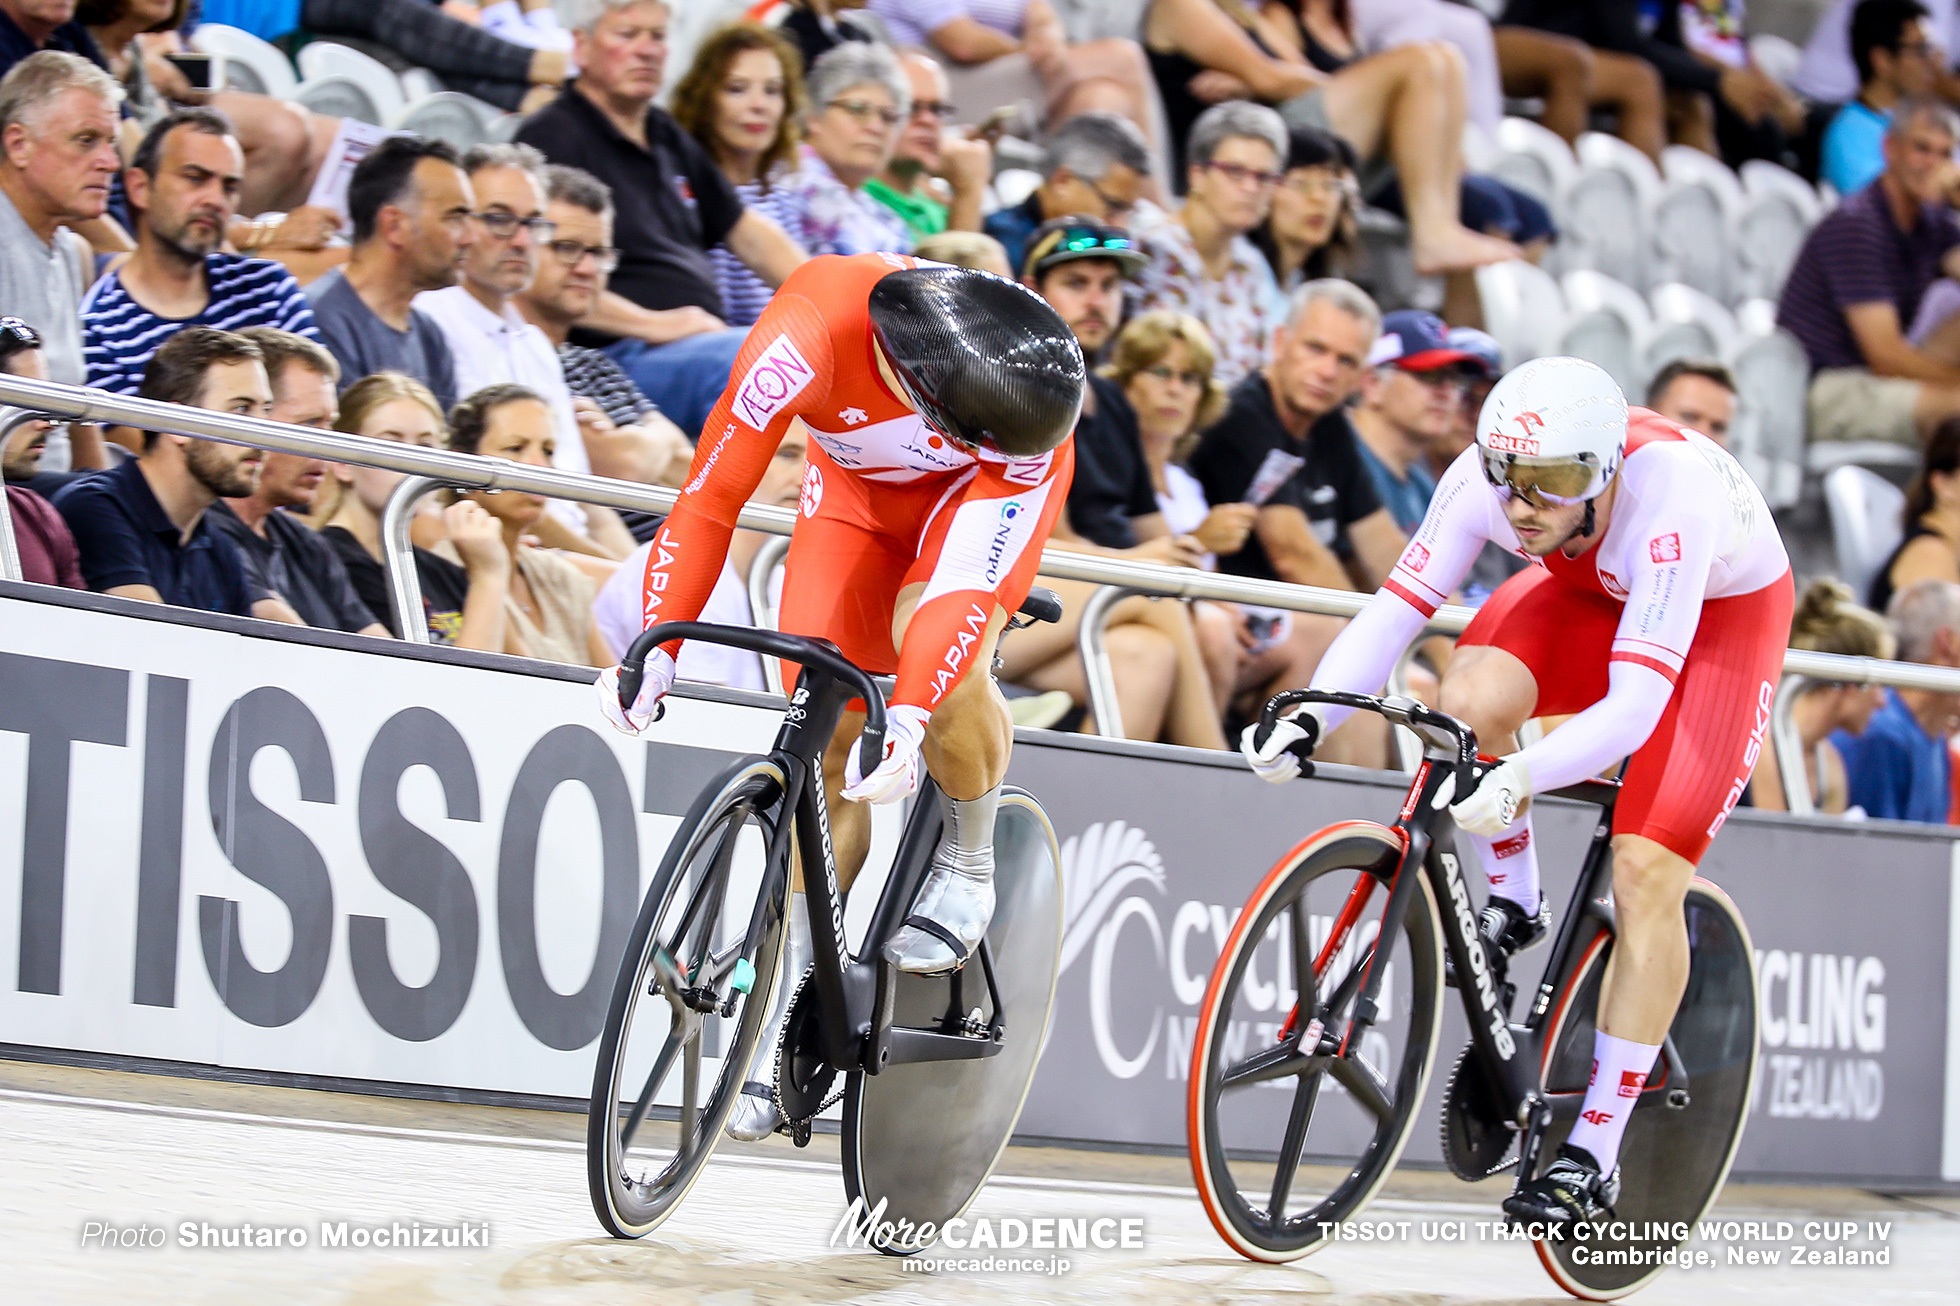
xmin=1486 ymin=411 xmax=1544 ymax=455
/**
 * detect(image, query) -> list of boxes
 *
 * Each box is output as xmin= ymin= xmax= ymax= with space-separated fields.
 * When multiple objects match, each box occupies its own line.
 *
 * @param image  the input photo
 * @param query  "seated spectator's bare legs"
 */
xmin=1322 ymin=42 xmax=1519 ymax=274
xmin=1192 ymin=599 xmax=1242 ymax=711
xmin=1493 ymin=27 xmax=1593 ymax=146
xmin=1667 ymin=89 xmax=1718 ymax=156
xmin=1235 ymin=613 xmax=1388 ymax=767
xmin=1588 ymin=49 xmax=1666 ymax=163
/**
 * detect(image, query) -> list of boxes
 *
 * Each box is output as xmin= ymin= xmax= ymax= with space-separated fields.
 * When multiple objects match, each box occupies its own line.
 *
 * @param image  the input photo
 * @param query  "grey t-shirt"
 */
xmin=305 ymin=268 xmax=459 ymax=412
xmin=0 ymin=186 xmax=91 ymax=471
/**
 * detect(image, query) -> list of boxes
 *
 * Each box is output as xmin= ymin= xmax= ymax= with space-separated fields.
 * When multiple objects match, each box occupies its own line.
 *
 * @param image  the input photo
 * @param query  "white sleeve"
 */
xmin=1514 ymin=658 xmax=1676 ymax=792
xmin=1307 ymin=450 xmax=1497 ymax=731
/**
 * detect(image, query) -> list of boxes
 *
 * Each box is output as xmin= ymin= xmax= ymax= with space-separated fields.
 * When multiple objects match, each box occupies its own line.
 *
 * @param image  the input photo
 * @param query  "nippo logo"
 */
xmin=733 ymin=333 xmax=816 ymax=429
xmin=1485 ymin=411 xmax=1543 ymax=455
xmin=1649 ymin=532 xmax=1681 ymax=564
xmin=799 ymin=462 xmax=823 ymax=517
xmin=1405 ymin=542 xmax=1430 ymax=572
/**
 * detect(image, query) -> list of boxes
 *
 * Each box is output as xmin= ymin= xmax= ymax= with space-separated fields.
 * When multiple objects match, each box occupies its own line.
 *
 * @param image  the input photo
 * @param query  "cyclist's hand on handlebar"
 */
xmin=1239 ymin=704 xmax=1325 ymax=783
xmin=596 ymin=651 xmax=677 ymax=736
xmin=1450 ymin=756 xmax=1530 ymax=834
xmin=842 ymin=704 xmax=930 ymax=805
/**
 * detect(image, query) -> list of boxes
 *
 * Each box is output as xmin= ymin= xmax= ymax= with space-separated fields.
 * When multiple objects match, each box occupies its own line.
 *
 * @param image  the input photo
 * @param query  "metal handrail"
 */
xmin=1 ymin=371 xmax=1957 ymax=782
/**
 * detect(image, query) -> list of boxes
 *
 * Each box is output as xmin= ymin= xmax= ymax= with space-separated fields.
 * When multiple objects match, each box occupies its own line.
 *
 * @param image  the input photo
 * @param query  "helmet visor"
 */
xmin=1479 ymin=449 xmax=1600 ymax=506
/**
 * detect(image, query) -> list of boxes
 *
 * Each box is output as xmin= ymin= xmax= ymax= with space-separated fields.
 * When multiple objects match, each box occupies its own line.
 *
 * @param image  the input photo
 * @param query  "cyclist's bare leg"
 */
xmin=1595 ymin=835 xmax=1694 ymax=1042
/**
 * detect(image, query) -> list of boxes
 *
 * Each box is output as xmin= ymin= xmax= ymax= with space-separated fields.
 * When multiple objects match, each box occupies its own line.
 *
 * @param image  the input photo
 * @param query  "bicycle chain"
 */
xmin=770 ymin=965 xmax=842 ymax=1145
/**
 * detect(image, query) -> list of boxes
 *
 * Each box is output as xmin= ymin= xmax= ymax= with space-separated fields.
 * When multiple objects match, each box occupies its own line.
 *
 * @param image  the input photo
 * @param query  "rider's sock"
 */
xmin=939 ymin=783 xmax=1001 ymax=878
xmin=1463 ymin=810 xmax=1540 ymax=912
xmin=1564 ymin=1030 xmax=1663 ymax=1173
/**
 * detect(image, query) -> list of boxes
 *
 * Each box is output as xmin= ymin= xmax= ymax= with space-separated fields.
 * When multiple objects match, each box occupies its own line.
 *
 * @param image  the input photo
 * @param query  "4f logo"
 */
xmin=1580 ymin=1109 xmax=1612 ymax=1126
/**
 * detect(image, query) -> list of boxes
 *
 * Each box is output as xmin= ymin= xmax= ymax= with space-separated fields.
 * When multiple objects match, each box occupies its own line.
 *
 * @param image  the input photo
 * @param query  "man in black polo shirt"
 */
xmin=54 ymin=327 xmax=277 ymax=620
xmin=209 ymin=328 xmax=387 ymax=636
xmin=1189 ymin=278 xmax=1405 ymax=766
xmin=516 ymin=0 xmax=805 ymax=435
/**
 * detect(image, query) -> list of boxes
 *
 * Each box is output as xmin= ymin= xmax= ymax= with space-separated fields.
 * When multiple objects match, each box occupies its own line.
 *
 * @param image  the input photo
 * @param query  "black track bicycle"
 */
xmin=1188 ymin=690 xmax=1759 ymax=1300
xmin=587 ymin=597 xmax=1066 ymax=1249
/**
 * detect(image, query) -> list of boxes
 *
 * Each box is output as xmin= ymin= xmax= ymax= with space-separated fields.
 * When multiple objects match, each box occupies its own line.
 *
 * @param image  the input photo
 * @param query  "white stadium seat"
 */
xmin=391 ymin=92 xmax=500 ymax=148
xmin=1563 ymin=132 xmax=1662 ymax=290
xmin=1559 ymin=270 xmax=1652 ymax=396
xmin=1487 ymin=116 xmax=1577 ymax=214
xmin=1734 ymin=297 xmax=1779 ymax=341
xmin=1724 ymin=327 xmax=1810 ymax=510
xmin=398 ymin=68 xmax=445 ymax=103
xmin=1476 ymin=259 xmax=1566 ymax=367
xmin=297 ymin=42 xmax=406 ymax=126
xmin=1749 ymin=33 xmax=1804 ymax=86
xmin=189 ymin=24 xmax=297 ymax=100
xmin=294 ymin=74 xmax=387 ymax=127
xmin=1734 ymin=160 xmax=1823 ymax=302
xmin=1644 ymin=282 xmax=1737 ymax=381
xmin=1823 ymin=466 xmax=1906 ymax=604
xmin=1654 ymin=145 xmax=1745 ymax=304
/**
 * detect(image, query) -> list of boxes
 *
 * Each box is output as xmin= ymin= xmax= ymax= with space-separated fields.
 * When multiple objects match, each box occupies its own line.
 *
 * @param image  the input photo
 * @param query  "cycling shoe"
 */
xmin=885 ymin=846 xmax=994 ymax=975
xmin=1503 ymin=1143 xmax=1621 ymax=1226
xmin=1445 ymin=894 xmax=1550 ymax=990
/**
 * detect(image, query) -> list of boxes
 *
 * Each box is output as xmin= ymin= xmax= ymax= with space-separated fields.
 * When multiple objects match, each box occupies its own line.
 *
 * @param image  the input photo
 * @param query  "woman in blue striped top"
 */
xmin=670 ymin=23 xmax=812 ymax=328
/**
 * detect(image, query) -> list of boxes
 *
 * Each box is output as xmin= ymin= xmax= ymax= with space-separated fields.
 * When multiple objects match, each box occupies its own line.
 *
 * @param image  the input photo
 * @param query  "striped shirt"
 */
xmin=709 ymin=175 xmax=804 ymax=327
xmin=81 ymin=253 xmax=319 ymax=395
xmin=1775 ymin=183 xmax=1960 ymax=374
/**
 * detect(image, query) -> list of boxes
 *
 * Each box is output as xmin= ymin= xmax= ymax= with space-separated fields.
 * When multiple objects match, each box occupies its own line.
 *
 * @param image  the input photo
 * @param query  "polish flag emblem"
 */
xmin=1649 ymin=533 xmax=1681 ymax=564
xmin=1405 ymin=543 xmax=1430 ymax=572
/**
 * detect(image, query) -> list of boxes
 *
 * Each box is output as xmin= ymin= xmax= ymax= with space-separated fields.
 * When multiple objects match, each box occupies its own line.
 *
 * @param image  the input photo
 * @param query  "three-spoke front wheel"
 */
xmin=1189 ymin=823 xmax=1444 ymax=1261
xmin=587 ymin=759 xmax=789 ymax=1239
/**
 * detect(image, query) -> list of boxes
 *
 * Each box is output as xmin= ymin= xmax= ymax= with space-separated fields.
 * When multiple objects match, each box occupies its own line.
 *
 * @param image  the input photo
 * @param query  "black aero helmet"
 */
xmin=867 ymin=264 xmax=1086 ymax=458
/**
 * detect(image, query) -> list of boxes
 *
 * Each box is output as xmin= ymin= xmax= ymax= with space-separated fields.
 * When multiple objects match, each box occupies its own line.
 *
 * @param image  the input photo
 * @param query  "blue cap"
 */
xmin=1446 ymin=326 xmax=1503 ymax=379
xmin=1368 ymin=310 xmax=1477 ymax=372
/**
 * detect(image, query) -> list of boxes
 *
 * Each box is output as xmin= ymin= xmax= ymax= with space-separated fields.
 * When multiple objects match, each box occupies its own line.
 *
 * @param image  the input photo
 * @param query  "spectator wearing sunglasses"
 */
xmin=516 ymin=164 xmax=692 ymax=506
xmin=865 ymin=51 xmax=993 ymax=242
xmin=985 ymin=109 xmax=1151 ymax=276
xmin=1132 ymin=101 xmax=1288 ymax=389
xmin=414 ymin=143 xmax=636 ymax=562
xmin=0 ymin=317 xmax=84 ymax=590
xmin=79 ymin=110 xmax=318 ymax=439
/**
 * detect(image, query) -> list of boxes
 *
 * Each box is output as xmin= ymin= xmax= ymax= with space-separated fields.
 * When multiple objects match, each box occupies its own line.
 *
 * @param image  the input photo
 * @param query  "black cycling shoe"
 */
xmin=1503 ymin=1143 xmax=1622 ymax=1226
xmin=1444 ymin=894 xmax=1551 ymax=991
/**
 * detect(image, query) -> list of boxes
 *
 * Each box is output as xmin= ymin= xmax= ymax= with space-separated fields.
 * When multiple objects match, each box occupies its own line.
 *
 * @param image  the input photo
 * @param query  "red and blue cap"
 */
xmin=1367 ymin=310 xmax=1478 ymax=373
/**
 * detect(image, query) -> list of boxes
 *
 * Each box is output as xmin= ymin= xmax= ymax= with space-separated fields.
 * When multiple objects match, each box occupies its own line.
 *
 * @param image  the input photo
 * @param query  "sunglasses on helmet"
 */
xmin=1479 ymin=447 xmax=1601 ymax=507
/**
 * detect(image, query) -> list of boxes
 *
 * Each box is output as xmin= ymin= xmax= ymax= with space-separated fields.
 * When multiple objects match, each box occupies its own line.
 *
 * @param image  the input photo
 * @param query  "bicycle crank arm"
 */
xmin=1509 ymin=1091 xmax=1554 ymax=1198
xmin=881 ymin=1025 xmax=1007 ymax=1066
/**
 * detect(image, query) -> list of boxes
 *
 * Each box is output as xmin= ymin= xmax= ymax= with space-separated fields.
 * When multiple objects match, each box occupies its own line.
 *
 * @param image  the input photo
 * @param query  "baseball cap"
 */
xmin=1447 ymin=326 xmax=1503 ymax=380
xmin=1366 ymin=309 xmax=1478 ymax=372
xmin=1022 ymin=216 xmax=1149 ymax=282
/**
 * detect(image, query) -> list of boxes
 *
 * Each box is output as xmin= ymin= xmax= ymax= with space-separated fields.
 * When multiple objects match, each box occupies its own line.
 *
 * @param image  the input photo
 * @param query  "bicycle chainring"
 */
xmin=773 ymin=967 xmax=840 ymax=1146
xmin=1441 ymin=1042 xmax=1518 ymax=1181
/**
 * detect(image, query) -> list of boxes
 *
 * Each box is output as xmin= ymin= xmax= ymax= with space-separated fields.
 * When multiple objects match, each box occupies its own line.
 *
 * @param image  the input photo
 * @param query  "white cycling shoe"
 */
xmin=725 ymin=894 xmax=810 ymax=1142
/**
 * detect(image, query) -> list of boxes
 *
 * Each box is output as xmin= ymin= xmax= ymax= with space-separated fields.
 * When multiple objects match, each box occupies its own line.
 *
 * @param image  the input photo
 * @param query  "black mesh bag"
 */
xmin=867 ymin=265 xmax=1086 ymax=458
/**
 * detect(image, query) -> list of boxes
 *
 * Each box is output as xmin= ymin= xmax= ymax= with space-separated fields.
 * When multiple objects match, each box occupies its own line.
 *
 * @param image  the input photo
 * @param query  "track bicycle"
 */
xmin=587 ymin=595 xmax=1067 ymax=1250
xmin=1188 ymin=690 xmax=1759 ymax=1300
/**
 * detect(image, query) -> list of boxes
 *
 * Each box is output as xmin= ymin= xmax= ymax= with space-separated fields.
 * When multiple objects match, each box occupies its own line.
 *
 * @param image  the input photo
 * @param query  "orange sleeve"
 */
xmin=893 ymin=440 xmax=1075 ymax=712
xmin=638 ymin=291 xmax=834 ymax=651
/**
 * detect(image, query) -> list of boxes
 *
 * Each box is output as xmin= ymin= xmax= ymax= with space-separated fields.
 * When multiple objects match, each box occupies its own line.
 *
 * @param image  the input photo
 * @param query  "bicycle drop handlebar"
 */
xmin=621 ymin=622 xmax=890 ymax=764
xmin=1259 ymin=689 xmax=1480 ymax=790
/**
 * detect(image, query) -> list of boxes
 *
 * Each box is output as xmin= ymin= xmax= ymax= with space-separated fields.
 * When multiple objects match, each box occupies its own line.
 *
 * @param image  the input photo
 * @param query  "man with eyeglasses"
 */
xmin=1132 ymin=101 xmax=1287 ymax=390
xmin=306 ymin=135 xmax=471 ymax=414
xmin=1349 ymin=311 xmax=1481 ymax=534
xmin=1822 ymin=0 xmax=1941 ymax=194
xmin=516 ymin=163 xmax=693 ymax=501
xmin=515 ymin=0 xmax=805 ymax=436
xmin=865 ymin=51 xmax=992 ymax=243
xmin=984 ymin=109 xmax=1150 ymax=277
xmin=80 ymin=109 xmax=319 ymax=444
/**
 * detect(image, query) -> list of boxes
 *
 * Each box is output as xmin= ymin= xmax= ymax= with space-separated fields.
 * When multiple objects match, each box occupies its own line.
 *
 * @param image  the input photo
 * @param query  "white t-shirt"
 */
xmin=595 ymin=544 xmax=782 ymax=693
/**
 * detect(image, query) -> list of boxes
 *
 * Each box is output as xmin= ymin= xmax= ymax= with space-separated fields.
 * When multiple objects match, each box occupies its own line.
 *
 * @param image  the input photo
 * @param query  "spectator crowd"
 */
xmin=8 ymin=0 xmax=1960 ymax=824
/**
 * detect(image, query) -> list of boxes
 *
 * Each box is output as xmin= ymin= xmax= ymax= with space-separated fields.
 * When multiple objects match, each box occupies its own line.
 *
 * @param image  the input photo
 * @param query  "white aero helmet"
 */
xmin=1475 ymin=356 xmax=1628 ymax=504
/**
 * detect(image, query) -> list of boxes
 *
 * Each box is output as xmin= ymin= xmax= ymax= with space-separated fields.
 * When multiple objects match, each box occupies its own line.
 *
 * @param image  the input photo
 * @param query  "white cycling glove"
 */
xmin=595 ymin=652 xmax=677 ymax=737
xmin=842 ymin=704 xmax=931 ymax=805
xmin=1239 ymin=704 xmax=1327 ymax=783
xmin=1450 ymin=756 xmax=1532 ymax=835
